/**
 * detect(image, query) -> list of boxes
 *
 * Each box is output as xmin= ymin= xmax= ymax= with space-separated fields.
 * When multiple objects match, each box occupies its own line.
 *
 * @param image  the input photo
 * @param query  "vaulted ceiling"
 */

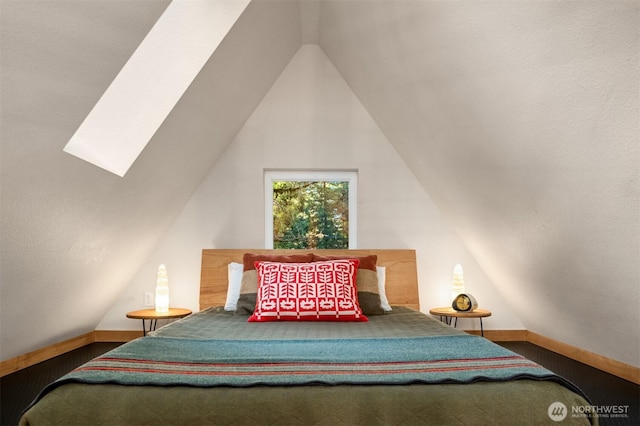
xmin=1 ymin=0 xmax=638 ymax=368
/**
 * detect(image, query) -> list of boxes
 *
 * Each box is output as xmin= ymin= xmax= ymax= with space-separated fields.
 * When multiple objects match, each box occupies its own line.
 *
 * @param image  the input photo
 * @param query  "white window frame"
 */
xmin=264 ymin=170 xmax=357 ymax=249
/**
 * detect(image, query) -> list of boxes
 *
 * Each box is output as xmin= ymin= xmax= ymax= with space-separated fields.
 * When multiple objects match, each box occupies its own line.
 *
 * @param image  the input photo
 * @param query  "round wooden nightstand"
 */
xmin=126 ymin=308 xmax=192 ymax=336
xmin=429 ymin=307 xmax=491 ymax=337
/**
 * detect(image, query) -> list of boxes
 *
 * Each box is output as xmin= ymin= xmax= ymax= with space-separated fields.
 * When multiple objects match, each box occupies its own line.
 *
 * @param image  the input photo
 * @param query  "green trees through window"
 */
xmin=272 ymin=181 xmax=349 ymax=249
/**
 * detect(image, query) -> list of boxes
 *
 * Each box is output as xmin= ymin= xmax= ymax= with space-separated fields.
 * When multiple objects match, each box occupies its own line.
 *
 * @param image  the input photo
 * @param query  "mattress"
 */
xmin=20 ymin=307 xmax=597 ymax=425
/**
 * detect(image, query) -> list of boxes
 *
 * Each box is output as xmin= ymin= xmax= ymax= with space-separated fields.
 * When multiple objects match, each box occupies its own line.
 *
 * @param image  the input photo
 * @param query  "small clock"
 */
xmin=452 ymin=293 xmax=478 ymax=312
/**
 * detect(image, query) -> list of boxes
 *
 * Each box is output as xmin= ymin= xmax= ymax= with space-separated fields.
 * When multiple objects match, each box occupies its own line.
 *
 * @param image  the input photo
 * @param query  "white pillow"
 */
xmin=224 ymin=262 xmax=244 ymax=311
xmin=376 ymin=266 xmax=392 ymax=311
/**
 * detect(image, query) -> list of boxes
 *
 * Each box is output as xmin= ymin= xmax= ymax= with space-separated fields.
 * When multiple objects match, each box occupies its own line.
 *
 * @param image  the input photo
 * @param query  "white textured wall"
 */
xmin=0 ymin=0 xmax=172 ymax=361
xmin=98 ymin=45 xmax=524 ymax=331
xmin=320 ymin=1 xmax=639 ymax=367
xmin=0 ymin=0 xmax=300 ymax=361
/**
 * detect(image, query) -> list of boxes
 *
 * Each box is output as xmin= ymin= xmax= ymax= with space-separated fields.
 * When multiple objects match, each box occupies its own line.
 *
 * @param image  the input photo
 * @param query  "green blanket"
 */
xmin=21 ymin=307 xmax=596 ymax=426
xmin=30 ymin=333 xmax=587 ymax=403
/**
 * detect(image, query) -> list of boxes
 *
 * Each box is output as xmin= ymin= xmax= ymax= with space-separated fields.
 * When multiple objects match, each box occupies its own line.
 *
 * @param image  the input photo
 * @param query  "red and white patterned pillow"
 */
xmin=248 ymin=259 xmax=368 ymax=322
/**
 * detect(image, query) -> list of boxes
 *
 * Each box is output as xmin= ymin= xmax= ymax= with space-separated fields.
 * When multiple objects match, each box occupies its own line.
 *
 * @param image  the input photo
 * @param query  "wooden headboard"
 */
xmin=200 ymin=249 xmax=419 ymax=311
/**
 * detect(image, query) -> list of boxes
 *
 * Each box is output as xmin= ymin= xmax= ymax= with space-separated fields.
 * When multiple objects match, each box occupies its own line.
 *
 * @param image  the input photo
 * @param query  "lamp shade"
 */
xmin=155 ymin=264 xmax=170 ymax=313
xmin=452 ymin=264 xmax=465 ymax=302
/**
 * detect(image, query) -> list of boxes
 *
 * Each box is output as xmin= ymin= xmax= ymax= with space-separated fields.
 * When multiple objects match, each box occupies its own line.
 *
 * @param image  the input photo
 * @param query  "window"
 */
xmin=63 ymin=1 xmax=250 ymax=177
xmin=265 ymin=170 xmax=357 ymax=249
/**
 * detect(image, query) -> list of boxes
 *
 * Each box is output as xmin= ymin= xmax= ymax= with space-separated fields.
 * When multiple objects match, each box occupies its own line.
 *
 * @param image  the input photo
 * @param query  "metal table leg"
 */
xmin=141 ymin=319 xmax=158 ymax=336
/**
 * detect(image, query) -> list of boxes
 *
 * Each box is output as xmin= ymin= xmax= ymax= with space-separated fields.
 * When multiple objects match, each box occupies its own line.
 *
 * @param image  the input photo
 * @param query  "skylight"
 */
xmin=63 ymin=0 xmax=250 ymax=177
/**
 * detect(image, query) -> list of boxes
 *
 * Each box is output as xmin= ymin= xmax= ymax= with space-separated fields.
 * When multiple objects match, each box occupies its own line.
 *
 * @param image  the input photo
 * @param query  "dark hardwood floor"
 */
xmin=499 ymin=342 xmax=639 ymax=426
xmin=1 ymin=342 xmax=122 ymax=426
xmin=1 ymin=341 xmax=638 ymax=425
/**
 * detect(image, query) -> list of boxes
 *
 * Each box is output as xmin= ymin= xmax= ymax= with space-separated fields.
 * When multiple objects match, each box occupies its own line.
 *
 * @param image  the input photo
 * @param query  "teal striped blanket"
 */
xmin=38 ymin=333 xmax=585 ymax=397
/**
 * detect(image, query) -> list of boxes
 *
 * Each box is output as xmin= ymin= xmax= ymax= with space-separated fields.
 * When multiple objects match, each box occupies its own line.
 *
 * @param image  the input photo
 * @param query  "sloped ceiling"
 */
xmin=0 ymin=0 xmax=301 ymax=360
xmin=1 ymin=0 xmax=638 ymax=368
xmin=319 ymin=0 xmax=639 ymax=366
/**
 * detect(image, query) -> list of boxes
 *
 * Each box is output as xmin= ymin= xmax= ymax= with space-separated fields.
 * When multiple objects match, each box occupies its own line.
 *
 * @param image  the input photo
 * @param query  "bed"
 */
xmin=20 ymin=249 xmax=597 ymax=425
